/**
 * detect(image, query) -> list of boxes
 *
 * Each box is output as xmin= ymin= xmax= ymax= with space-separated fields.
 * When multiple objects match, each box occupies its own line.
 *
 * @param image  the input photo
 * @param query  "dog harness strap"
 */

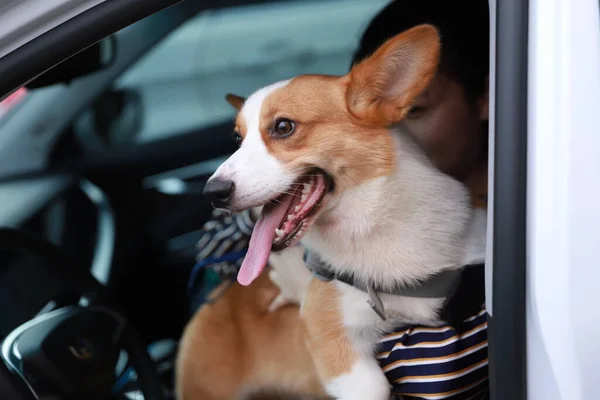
xmin=304 ymin=250 xmax=462 ymax=298
xmin=303 ymin=252 xmax=389 ymax=318
xmin=303 ymin=250 xmax=472 ymax=321
xmin=305 ymin=251 xmax=337 ymax=282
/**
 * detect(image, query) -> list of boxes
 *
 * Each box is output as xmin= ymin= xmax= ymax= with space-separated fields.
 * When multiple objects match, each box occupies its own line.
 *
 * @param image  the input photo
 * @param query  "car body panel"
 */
xmin=527 ymin=0 xmax=600 ymax=399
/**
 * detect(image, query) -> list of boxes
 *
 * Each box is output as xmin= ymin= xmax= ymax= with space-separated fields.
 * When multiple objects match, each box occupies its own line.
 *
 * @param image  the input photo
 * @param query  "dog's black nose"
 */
xmin=203 ymin=180 xmax=234 ymax=207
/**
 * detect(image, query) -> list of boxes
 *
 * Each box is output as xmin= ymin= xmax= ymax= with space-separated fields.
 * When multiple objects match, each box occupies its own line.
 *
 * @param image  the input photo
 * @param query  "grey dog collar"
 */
xmin=303 ymin=250 xmax=462 ymax=321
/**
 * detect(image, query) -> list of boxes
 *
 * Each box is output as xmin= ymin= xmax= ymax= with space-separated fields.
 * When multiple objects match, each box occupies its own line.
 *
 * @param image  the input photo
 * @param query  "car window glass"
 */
xmin=74 ymin=0 xmax=388 ymax=149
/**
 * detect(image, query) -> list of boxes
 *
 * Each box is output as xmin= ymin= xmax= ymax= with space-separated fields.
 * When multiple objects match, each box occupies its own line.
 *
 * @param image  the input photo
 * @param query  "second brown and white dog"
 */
xmin=202 ymin=25 xmax=487 ymax=400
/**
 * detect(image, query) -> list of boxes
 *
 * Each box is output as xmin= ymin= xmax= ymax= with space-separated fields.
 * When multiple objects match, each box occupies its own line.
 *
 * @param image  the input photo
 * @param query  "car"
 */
xmin=0 ymin=0 xmax=598 ymax=399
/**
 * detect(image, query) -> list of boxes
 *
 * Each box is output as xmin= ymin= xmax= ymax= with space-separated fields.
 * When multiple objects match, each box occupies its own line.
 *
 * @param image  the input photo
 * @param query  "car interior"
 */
xmin=0 ymin=0 xmax=535 ymax=398
xmin=0 ymin=1 xmax=396 ymax=398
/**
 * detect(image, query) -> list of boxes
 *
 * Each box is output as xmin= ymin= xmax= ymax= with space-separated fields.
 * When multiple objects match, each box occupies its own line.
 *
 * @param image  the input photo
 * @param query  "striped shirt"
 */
xmin=377 ymin=308 xmax=488 ymax=400
xmin=188 ymin=208 xmax=256 ymax=312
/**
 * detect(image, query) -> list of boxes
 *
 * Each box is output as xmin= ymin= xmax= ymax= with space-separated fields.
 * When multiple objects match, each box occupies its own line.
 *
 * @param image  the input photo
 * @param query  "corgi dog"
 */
xmin=202 ymin=25 xmax=487 ymax=400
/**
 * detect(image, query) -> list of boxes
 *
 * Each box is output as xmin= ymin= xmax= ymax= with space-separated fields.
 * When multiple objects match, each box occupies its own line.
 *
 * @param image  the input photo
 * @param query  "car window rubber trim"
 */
xmin=488 ymin=0 xmax=528 ymax=399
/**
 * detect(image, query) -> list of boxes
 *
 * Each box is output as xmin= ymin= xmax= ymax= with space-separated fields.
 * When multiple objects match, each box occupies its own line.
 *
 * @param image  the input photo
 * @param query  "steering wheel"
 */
xmin=0 ymin=228 xmax=165 ymax=400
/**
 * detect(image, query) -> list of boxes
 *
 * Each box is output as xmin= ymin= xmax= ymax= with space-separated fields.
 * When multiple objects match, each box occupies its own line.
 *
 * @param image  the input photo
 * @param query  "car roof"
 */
xmin=0 ymin=0 xmax=107 ymax=59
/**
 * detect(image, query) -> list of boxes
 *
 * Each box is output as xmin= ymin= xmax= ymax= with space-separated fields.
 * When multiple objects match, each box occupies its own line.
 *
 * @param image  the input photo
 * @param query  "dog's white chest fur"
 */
xmin=294 ymin=131 xmax=487 ymax=400
xmin=302 ymin=131 xmax=486 ymax=298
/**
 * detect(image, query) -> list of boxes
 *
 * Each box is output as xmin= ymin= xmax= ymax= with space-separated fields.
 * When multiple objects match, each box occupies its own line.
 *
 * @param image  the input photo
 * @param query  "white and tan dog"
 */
xmin=203 ymin=25 xmax=486 ymax=400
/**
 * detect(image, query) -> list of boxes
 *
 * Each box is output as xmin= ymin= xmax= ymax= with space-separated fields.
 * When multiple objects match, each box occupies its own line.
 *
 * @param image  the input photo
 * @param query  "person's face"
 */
xmin=401 ymin=74 xmax=489 ymax=180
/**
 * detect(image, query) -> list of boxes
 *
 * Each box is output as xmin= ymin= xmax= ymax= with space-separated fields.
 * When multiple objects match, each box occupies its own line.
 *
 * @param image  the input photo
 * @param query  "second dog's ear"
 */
xmin=225 ymin=93 xmax=246 ymax=111
xmin=345 ymin=24 xmax=441 ymax=126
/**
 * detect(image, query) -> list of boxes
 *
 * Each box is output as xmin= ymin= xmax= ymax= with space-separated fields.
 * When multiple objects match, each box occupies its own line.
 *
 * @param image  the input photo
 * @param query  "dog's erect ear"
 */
xmin=225 ymin=93 xmax=246 ymax=111
xmin=346 ymin=24 xmax=441 ymax=126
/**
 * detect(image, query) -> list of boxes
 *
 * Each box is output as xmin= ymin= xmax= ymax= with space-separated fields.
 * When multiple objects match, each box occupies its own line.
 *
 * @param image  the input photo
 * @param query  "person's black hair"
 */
xmin=353 ymin=0 xmax=490 ymax=103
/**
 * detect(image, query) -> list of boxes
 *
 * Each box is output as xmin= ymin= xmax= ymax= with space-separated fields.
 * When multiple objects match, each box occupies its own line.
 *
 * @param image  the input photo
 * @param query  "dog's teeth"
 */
xmin=302 ymin=183 xmax=311 ymax=193
xmin=275 ymin=228 xmax=284 ymax=238
xmin=294 ymin=205 xmax=301 ymax=212
xmin=287 ymin=214 xmax=293 ymax=221
xmin=301 ymin=194 xmax=307 ymax=202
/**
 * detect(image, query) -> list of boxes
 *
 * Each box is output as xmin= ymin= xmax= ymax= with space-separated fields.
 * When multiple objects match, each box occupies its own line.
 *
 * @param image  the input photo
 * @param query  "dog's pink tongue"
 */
xmin=238 ymin=195 xmax=292 ymax=286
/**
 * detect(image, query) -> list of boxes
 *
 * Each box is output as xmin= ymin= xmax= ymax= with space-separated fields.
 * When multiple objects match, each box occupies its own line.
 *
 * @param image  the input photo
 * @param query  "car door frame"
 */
xmin=487 ymin=0 xmax=528 ymax=398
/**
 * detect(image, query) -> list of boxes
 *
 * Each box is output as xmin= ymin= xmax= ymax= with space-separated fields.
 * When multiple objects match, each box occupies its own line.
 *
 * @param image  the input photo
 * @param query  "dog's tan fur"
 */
xmin=301 ymin=279 xmax=357 ymax=380
xmin=176 ymin=270 xmax=325 ymax=400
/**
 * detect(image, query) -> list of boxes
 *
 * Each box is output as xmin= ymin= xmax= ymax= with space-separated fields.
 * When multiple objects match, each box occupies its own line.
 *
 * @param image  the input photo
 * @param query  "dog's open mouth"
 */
xmin=272 ymin=173 xmax=330 ymax=251
xmin=237 ymin=170 xmax=331 ymax=286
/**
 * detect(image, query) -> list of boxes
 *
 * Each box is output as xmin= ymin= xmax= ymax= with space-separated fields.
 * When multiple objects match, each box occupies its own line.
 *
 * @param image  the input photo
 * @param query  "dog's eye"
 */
xmin=273 ymin=118 xmax=295 ymax=137
xmin=233 ymin=131 xmax=242 ymax=145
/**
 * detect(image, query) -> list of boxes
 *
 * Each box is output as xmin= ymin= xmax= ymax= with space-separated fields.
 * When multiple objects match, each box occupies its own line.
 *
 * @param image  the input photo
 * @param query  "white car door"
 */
xmin=527 ymin=0 xmax=600 ymax=399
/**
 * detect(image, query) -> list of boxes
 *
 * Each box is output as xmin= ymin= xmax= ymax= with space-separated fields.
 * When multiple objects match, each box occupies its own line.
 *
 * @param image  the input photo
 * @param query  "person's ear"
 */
xmin=345 ymin=24 xmax=441 ymax=126
xmin=225 ymin=94 xmax=246 ymax=111
xmin=477 ymin=76 xmax=490 ymax=120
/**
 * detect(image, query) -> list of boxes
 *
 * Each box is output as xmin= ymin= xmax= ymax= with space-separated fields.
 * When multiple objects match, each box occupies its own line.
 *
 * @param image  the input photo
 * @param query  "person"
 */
xmin=352 ymin=0 xmax=489 ymax=191
xmin=181 ymin=1 xmax=490 ymax=399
